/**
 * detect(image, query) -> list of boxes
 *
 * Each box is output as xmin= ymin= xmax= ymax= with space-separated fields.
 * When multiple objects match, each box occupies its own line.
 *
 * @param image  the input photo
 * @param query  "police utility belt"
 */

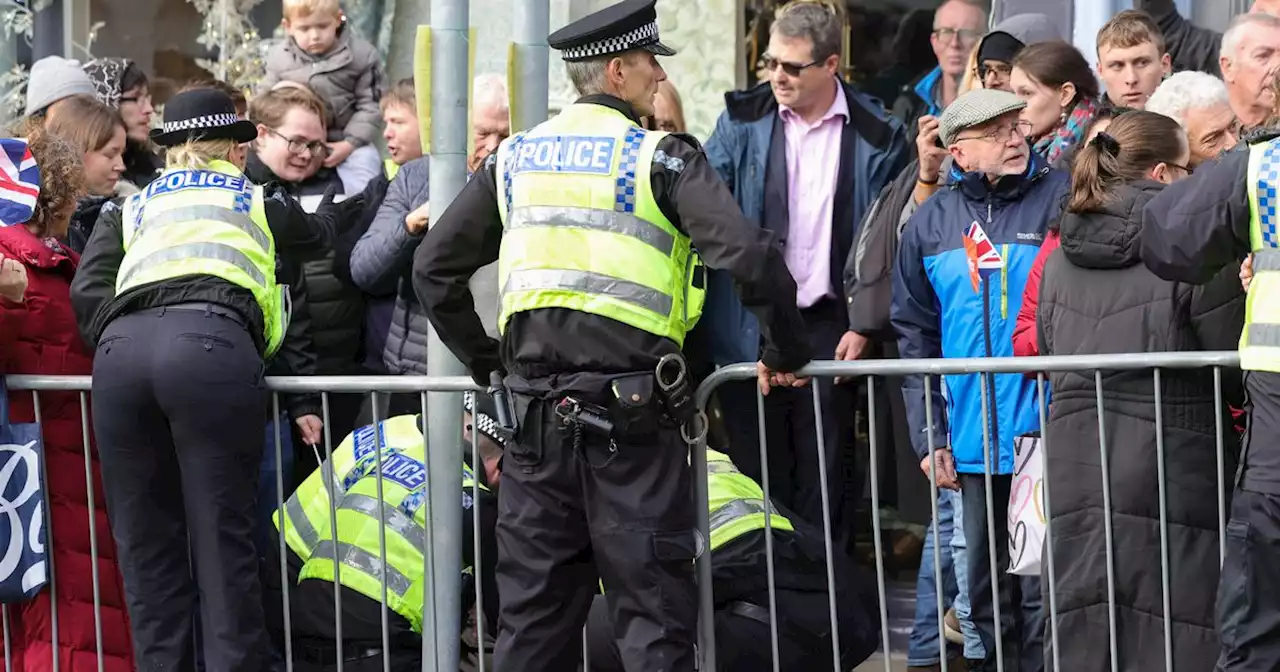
xmin=488 ymin=353 xmax=697 ymax=445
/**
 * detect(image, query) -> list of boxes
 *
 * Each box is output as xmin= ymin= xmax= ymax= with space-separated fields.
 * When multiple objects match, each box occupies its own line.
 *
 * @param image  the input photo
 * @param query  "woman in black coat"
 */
xmin=1036 ymin=111 xmax=1245 ymax=671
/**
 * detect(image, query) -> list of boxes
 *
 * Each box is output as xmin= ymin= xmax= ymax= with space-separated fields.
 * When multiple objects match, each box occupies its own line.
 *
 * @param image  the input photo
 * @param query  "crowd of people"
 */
xmin=3 ymin=0 xmax=1280 ymax=669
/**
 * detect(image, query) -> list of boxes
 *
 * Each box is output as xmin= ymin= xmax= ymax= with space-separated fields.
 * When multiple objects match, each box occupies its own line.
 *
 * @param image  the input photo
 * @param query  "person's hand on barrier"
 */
xmin=834 ymin=330 xmax=873 ymax=384
xmin=0 ymin=256 xmax=27 ymax=303
xmin=1242 ymin=253 xmax=1254 ymax=293
xmin=920 ymin=449 xmax=960 ymax=491
xmin=756 ymin=360 xmax=810 ymax=396
xmin=295 ymin=414 xmax=323 ymax=446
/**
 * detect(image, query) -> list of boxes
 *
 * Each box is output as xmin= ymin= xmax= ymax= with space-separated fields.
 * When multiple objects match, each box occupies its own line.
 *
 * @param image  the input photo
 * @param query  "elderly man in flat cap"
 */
xmin=412 ymin=0 xmax=813 ymax=670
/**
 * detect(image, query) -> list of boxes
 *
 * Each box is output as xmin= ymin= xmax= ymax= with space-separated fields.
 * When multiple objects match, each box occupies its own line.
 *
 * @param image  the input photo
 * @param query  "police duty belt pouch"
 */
xmin=608 ymin=373 xmax=662 ymax=441
xmin=1007 ymin=432 xmax=1045 ymax=577
xmin=0 ymin=377 xmax=49 ymax=602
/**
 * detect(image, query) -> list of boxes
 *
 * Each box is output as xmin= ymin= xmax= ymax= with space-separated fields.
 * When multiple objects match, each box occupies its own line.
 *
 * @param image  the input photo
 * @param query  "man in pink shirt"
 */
xmin=702 ymin=2 xmax=909 ymax=557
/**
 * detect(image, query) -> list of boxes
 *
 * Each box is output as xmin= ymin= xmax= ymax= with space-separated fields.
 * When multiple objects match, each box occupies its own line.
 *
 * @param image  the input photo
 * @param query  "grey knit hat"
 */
xmin=939 ymin=89 xmax=1027 ymax=146
xmin=24 ymin=56 xmax=97 ymax=116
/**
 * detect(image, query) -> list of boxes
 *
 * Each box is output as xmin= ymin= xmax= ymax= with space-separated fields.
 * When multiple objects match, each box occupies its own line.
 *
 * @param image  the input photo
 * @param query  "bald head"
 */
xmin=1255 ymin=0 xmax=1280 ymax=16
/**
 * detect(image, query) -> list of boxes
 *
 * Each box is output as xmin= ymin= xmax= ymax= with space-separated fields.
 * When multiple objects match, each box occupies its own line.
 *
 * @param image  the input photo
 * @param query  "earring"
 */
xmin=1060 ymin=109 xmax=1068 ymax=124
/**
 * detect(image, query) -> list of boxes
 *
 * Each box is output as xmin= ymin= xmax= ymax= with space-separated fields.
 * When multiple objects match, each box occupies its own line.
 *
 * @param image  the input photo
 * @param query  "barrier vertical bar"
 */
xmin=420 ymin=390 xmax=440 ymax=672
xmin=1036 ymin=374 xmax=1061 ymax=672
xmin=3 ymin=605 xmax=9 ymax=668
xmin=756 ymin=388 xmax=781 ymax=672
xmin=1213 ymin=367 xmax=1227 ymax=566
xmin=32 ymin=391 xmax=57 ymax=672
xmin=471 ymin=412 xmax=486 ymax=672
xmin=924 ymin=375 xmax=947 ymax=672
xmin=370 ymin=394 xmax=392 ymax=672
xmin=1152 ymin=369 xmax=1174 ymax=672
xmin=1095 ymin=371 xmax=1119 ymax=672
xmin=78 ymin=392 xmax=104 ymax=672
xmin=978 ymin=374 xmax=1004 ymax=672
xmin=808 ymin=383 xmax=842 ymax=670
xmin=582 ymin=627 xmax=590 ymax=670
xmin=273 ymin=394 xmax=294 ymax=672
xmin=693 ymin=413 xmax=715 ymax=670
xmin=322 ymin=392 xmax=344 ymax=672
xmin=869 ymin=377 xmax=890 ymax=672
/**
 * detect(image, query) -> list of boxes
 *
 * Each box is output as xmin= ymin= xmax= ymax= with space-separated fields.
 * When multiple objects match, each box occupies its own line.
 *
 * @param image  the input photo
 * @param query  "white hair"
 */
xmin=565 ymin=57 xmax=612 ymax=96
xmin=474 ymin=73 xmax=509 ymax=114
xmin=1145 ymin=71 xmax=1231 ymax=126
xmin=1221 ymin=12 xmax=1280 ymax=60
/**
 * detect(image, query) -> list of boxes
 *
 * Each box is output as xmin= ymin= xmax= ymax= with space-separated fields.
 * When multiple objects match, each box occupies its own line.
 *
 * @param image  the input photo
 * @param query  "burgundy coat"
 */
xmin=0 ymin=225 xmax=133 ymax=672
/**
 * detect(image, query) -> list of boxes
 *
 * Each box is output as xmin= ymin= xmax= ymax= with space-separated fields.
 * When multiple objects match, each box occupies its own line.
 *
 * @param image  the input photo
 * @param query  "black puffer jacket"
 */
xmin=246 ymin=152 xmax=367 ymax=375
xmin=1037 ymin=180 xmax=1244 ymax=671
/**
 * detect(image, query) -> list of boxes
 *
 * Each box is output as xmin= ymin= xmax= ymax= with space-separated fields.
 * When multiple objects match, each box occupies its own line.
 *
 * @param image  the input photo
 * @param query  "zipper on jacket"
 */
xmin=983 ymin=198 xmax=1001 ymax=469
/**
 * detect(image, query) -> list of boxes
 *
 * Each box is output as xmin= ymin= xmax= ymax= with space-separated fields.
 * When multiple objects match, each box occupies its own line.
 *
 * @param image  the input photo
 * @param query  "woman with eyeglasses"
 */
xmin=1033 ymin=111 xmax=1242 ymax=671
xmin=82 ymin=58 xmax=163 ymax=191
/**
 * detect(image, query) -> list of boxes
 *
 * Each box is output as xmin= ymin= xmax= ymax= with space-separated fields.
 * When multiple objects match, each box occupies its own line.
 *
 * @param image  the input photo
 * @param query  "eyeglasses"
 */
xmin=978 ymin=62 xmax=1013 ymax=81
xmin=269 ymin=129 xmax=328 ymax=157
xmin=1168 ymin=161 xmax=1195 ymax=176
xmin=760 ymin=54 xmax=823 ymax=77
xmin=932 ymin=27 xmax=983 ymax=45
xmin=955 ymin=120 xmax=1034 ymax=144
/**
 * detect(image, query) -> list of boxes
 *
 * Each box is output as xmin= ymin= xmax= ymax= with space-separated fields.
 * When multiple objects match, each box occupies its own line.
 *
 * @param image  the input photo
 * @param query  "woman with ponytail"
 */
xmin=1035 ymin=111 xmax=1244 ymax=671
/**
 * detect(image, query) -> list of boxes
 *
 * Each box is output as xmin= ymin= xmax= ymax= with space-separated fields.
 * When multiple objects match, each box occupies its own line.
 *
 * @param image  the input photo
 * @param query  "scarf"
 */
xmin=1033 ymin=97 xmax=1102 ymax=166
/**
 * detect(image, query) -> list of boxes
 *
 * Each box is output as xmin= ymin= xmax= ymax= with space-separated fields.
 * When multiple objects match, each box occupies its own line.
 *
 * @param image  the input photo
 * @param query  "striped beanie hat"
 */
xmin=0 ymin=139 xmax=39 ymax=227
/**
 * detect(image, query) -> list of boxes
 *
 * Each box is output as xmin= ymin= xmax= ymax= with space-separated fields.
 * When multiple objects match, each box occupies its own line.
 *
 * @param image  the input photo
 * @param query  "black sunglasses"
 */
xmin=760 ymin=55 xmax=823 ymax=77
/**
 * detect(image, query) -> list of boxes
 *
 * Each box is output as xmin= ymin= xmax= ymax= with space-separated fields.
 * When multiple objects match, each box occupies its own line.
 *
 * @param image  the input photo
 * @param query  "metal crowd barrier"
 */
xmin=0 ymin=350 xmax=1245 ymax=671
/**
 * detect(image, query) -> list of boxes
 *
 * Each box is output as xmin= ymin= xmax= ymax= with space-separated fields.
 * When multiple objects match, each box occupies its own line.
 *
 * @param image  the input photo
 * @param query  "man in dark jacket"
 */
xmin=700 ymin=1 xmax=908 ymax=558
xmin=1139 ymin=0 xmax=1280 ymax=76
xmin=893 ymin=89 xmax=1066 ymax=672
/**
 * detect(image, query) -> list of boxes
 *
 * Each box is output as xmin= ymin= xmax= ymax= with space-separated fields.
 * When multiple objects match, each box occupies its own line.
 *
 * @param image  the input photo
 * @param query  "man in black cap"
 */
xmin=413 ymin=0 xmax=812 ymax=669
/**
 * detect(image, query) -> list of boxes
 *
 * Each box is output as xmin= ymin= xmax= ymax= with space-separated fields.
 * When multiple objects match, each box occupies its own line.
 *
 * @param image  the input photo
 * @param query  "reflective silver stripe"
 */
xmin=503 ymin=269 xmax=673 ymax=316
xmin=508 ymin=205 xmax=676 ymax=256
xmin=119 ymin=242 xmax=267 ymax=288
xmin=706 ymin=460 xmax=738 ymax=475
xmin=709 ymin=498 xmax=770 ymax=533
xmin=1255 ymin=249 xmax=1280 ymax=273
xmin=133 ymin=205 xmax=271 ymax=252
xmin=1248 ymin=323 xmax=1280 ymax=347
xmin=311 ymin=540 xmax=413 ymax=597
xmin=284 ymin=494 xmax=321 ymax=552
xmin=339 ymin=493 xmax=427 ymax=552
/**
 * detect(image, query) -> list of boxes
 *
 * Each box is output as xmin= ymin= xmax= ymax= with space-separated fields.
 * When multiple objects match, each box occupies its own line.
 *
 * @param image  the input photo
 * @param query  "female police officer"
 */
xmin=70 ymin=88 xmax=337 ymax=670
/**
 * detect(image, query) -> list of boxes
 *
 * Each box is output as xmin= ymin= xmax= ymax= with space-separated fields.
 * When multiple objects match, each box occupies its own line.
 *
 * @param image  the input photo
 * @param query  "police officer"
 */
xmin=1141 ymin=132 xmax=1273 ymax=669
xmin=69 ymin=88 xmax=336 ymax=670
xmin=583 ymin=449 xmax=882 ymax=671
xmin=264 ymin=396 xmax=501 ymax=672
xmin=413 ymin=0 xmax=812 ymax=669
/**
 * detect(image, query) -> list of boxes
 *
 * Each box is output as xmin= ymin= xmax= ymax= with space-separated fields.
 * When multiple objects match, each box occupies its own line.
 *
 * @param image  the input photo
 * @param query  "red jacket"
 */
xmin=1013 ymin=229 xmax=1060 ymax=358
xmin=0 ymin=226 xmax=134 ymax=672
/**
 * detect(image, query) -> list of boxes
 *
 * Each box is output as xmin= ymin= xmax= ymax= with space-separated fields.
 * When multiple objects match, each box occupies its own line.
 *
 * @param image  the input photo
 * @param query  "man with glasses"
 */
xmin=702 ymin=0 xmax=907 ymax=561
xmin=893 ymin=89 xmax=1064 ymax=672
xmin=892 ymin=0 xmax=987 ymax=148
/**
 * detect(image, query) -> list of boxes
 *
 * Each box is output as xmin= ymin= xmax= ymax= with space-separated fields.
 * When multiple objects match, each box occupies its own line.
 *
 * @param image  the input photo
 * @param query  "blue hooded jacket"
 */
xmin=891 ymin=152 xmax=1069 ymax=474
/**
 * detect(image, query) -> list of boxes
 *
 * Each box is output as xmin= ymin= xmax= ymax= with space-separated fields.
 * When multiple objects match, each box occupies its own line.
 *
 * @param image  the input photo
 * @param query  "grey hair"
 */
xmin=1145 ymin=71 xmax=1231 ymax=126
xmin=474 ymin=73 xmax=509 ymax=114
xmin=566 ymin=57 xmax=613 ymax=96
xmin=1221 ymin=12 xmax=1280 ymax=60
xmin=770 ymin=2 xmax=843 ymax=62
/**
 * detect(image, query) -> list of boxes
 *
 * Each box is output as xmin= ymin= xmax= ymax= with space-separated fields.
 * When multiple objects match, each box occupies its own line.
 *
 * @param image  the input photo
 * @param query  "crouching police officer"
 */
xmin=262 ymin=395 xmax=502 ymax=672
xmin=413 ymin=1 xmax=812 ymax=669
xmin=585 ymin=449 xmax=882 ymax=671
xmin=70 ymin=88 xmax=338 ymax=670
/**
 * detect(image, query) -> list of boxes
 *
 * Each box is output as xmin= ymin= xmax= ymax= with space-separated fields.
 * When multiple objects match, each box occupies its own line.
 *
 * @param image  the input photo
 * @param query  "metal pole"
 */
xmin=31 ymin=0 xmax=66 ymax=60
xmin=425 ymin=0 xmax=470 ymax=667
xmin=512 ymin=0 xmax=549 ymax=132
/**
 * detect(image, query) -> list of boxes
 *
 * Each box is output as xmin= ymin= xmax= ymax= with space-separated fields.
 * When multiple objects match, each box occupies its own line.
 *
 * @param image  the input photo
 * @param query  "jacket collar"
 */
xmin=911 ymin=66 xmax=944 ymax=117
xmin=953 ymin=148 xmax=1051 ymax=202
xmin=244 ymin=151 xmax=340 ymax=195
xmin=720 ymin=79 xmax=900 ymax=153
xmin=1059 ymin=180 xmax=1163 ymax=270
xmin=575 ymin=94 xmax=643 ymax=124
xmin=0 ymin=224 xmax=76 ymax=272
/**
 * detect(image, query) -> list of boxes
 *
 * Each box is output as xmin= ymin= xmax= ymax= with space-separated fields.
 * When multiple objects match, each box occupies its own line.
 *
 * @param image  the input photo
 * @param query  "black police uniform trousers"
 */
xmin=493 ymin=378 xmax=698 ymax=672
xmin=1217 ymin=371 xmax=1280 ymax=671
xmin=92 ymin=305 xmax=270 ymax=671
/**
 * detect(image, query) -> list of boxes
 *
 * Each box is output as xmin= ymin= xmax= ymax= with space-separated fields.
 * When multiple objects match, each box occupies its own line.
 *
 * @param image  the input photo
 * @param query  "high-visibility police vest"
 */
xmin=494 ymin=103 xmax=705 ymax=345
xmin=706 ymin=449 xmax=794 ymax=551
xmin=274 ymin=415 xmax=485 ymax=632
xmin=1244 ymin=140 xmax=1280 ymax=372
xmin=118 ymin=160 xmax=287 ymax=356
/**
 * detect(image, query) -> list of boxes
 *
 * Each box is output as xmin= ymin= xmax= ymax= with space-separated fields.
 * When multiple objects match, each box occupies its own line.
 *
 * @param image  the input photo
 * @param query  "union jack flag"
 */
xmin=963 ymin=220 xmax=1004 ymax=292
xmin=0 ymin=139 xmax=39 ymax=228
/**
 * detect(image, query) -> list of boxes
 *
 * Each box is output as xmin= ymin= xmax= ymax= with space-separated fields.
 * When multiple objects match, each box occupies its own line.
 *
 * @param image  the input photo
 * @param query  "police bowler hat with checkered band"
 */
xmin=150 ymin=88 xmax=258 ymax=148
xmin=548 ymin=0 xmax=676 ymax=62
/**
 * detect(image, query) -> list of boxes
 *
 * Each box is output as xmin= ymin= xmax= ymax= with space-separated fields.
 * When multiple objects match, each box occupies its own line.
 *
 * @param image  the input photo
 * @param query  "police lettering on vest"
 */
xmin=510 ymin=135 xmax=618 ymax=175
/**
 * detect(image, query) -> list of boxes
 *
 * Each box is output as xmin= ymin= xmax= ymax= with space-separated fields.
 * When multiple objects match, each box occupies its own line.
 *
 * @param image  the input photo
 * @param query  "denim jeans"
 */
xmin=908 ymin=488 xmax=983 ymax=666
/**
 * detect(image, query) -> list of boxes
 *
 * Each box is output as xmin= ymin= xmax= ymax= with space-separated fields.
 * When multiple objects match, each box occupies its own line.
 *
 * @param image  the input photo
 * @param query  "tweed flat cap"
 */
xmin=939 ymin=89 xmax=1027 ymax=146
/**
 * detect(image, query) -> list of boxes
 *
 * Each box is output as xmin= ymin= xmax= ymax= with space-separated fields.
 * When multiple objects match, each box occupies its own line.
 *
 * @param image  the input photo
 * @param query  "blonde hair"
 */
xmin=958 ymin=41 xmax=982 ymax=94
xmin=283 ymin=0 xmax=339 ymax=20
xmin=249 ymin=85 xmax=329 ymax=132
xmin=165 ymin=138 xmax=239 ymax=170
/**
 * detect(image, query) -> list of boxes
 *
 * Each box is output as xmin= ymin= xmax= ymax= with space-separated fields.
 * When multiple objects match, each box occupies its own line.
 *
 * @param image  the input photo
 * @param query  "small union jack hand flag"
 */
xmin=963 ymin=220 xmax=1004 ymax=292
xmin=0 ymin=138 xmax=39 ymax=228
